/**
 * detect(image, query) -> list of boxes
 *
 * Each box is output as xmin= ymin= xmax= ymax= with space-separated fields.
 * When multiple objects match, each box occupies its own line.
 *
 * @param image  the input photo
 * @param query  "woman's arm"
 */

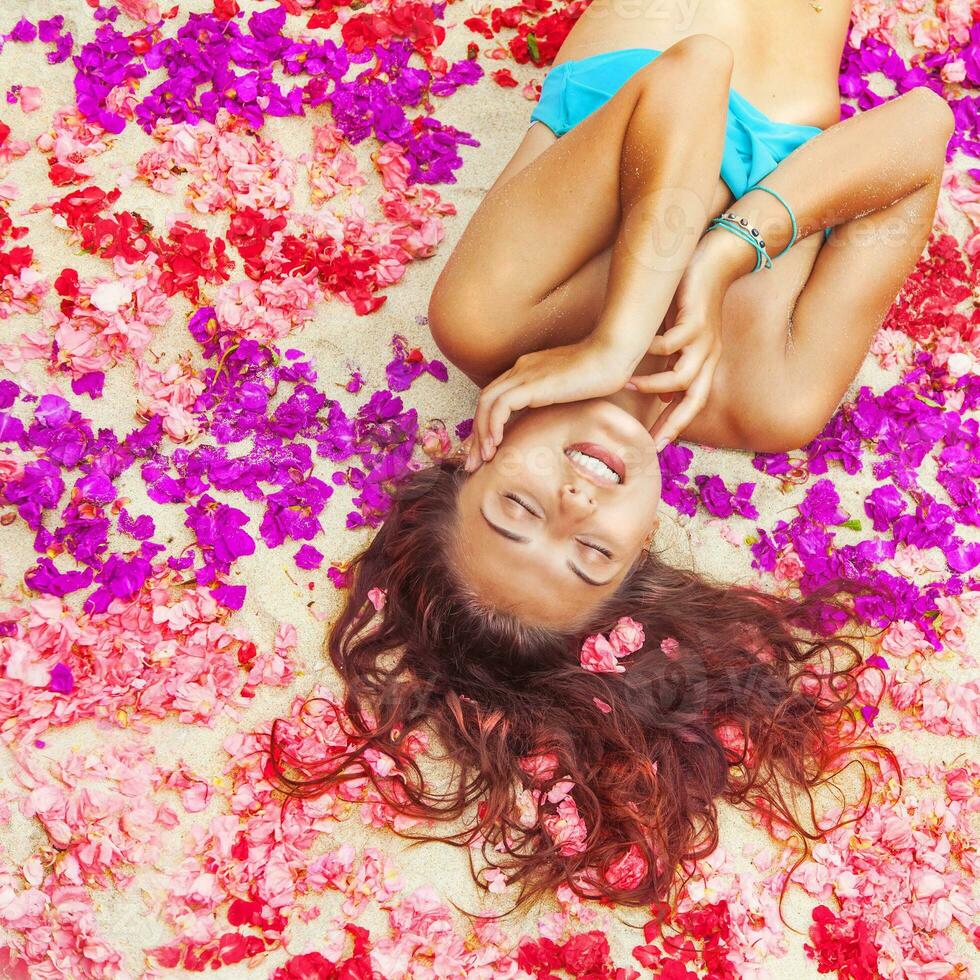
xmin=460 ymin=37 xmax=738 ymax=468
xmin=582 ymin=40 xmax=736 ymax=368
xmin=695 ymin=86 xmax=956 ymax=284
xmin=637 ymin=85 xmax=955 ymax=450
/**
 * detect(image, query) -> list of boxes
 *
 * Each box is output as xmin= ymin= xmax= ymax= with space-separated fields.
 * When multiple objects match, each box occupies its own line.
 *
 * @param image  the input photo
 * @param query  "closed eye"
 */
xmin=579 ymin=540 xmax=614 ymax=559
xmin=479 ymin=507 xmax=615 ymax=586
xmin=504 ymin=492 xmax=540 ymax=517
xmin=503 ymin=494 xmax=613 ymax=559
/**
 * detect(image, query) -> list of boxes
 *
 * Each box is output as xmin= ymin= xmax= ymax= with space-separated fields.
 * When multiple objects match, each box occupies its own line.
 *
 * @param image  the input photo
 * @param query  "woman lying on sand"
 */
xmin=271 ymin=0 xmax=949 ymax=907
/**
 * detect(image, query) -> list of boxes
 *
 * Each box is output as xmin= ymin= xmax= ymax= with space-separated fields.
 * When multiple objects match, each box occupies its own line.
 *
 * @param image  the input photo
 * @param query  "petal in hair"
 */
xmin=484 ymin=868 xmax=509 ymax=893
xmin=542 ymin=797 xmax=588 ymax=856
xmin=580 ymin=632 xmax=626 ymax=674
xmin=609 ymin=616 xmax=645 ymax=654
xmin=518 ymin=751 xmax=559 ymax=783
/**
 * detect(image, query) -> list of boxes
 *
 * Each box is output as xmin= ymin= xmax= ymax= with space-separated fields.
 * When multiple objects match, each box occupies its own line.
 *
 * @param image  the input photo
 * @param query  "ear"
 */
xmin=452 ymin=435 xmax=473 ymax=461
xmin=642 ymin=520 xmax=659 ymax=549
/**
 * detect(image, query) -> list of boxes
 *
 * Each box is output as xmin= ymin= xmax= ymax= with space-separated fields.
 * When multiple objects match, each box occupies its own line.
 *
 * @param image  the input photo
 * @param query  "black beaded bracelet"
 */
xmin=707 ymin=211 xmax=773 ymax=272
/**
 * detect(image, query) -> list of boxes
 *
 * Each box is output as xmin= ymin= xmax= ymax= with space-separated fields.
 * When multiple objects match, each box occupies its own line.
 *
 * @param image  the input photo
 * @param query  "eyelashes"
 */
xmin=504 ymin=492 xmax=539 ymax=516
xmin=582 ymin=541 xmax=613 ymax=559
xmin=503 ymin=492 xmax=614 ymax=558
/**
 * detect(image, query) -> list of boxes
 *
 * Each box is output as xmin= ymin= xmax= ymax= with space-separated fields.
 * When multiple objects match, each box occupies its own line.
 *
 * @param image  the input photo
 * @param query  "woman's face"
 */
xmin=452 ymin=399 xmax=663 ymax=628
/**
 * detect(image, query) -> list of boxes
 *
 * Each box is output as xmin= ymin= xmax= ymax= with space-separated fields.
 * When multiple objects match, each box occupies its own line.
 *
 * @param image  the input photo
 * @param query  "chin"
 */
xmin=569 ymin=399 xmax=661 ymax=483
xmin=582 ymin=398 xmax=657 ymax=447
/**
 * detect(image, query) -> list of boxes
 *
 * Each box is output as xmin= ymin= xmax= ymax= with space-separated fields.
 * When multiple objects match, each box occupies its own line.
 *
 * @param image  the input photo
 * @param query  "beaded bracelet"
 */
xmin=707 ymin=211 xmax=772 ymax=272
xmin=707 ymin=183 xmax=804 ymax=271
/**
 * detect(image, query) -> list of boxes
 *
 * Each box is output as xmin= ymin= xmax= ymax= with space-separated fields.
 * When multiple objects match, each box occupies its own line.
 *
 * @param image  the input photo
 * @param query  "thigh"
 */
xmin=485 ymin=121 xmax=559 ymax=198
xmin=427 ymin=77 xmax=646 ymax=373
xmin=784 ymin=178 xmax=942 ymax=422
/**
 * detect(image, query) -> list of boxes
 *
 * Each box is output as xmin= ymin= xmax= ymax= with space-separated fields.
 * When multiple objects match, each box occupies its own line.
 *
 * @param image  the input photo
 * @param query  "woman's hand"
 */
xmin=465 ymin=336 xmax=636 ymax=471
xmin=627 ymin=233 xmax=737 ymax=449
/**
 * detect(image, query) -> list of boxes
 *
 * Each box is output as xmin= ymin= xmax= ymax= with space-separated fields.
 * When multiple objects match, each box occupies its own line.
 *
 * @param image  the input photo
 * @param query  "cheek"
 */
xmin=500 ymin=406 xmax=574 ymax=455
xmin=492 ymin=442 xmax=563 ymax=483
xmin=623 ymin=488 xmax=660 ymax=533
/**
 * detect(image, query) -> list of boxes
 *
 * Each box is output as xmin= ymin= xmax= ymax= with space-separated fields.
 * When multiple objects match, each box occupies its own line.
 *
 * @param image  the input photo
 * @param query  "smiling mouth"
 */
xmin=564 ymin=443 xmax=626 ymax=485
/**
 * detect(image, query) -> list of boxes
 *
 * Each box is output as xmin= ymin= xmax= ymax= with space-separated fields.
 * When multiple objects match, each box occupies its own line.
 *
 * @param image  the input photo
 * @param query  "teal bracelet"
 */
xmin=747 ymin=183 xmax=798 ymax=258
xmin=707 ymin=213 xmax=773 ymax=272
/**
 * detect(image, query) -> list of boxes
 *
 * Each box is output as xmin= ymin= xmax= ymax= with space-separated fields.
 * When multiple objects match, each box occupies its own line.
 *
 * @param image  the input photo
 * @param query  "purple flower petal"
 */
xmin=48 ymin=662 xmax=74 ymax=694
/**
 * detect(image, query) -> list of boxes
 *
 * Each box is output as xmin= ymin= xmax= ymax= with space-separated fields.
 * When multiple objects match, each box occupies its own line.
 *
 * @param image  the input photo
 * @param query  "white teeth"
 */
xmin=566 ymin=449 xmax=621 ymax=483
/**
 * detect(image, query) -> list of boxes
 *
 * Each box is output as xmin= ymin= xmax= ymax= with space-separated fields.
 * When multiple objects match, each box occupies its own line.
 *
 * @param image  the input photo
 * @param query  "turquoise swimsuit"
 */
xmin=529 ymin=48 xmax=832 ymax=241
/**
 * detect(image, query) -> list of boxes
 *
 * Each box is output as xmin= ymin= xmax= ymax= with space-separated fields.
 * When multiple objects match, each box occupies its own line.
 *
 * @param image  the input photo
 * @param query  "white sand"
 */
xmin=0 ymin=1 xmax=976 ymax=976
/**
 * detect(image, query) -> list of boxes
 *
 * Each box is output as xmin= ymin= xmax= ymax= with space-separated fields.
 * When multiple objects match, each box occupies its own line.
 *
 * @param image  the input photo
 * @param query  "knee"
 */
xmin=427 ymin=288 xmax=500 ymax=384
xmin=638 ymin=34 xmax=733 ymax=100
xmin=427 ymin=287 xmax=474 ymax=371
xmin=901 ymin=86 xmax=955 ymax=143
xmin=670 ymin=33 xmax=735 ymax=71
xmin=740 ymin=397 xmax=834 ymax=454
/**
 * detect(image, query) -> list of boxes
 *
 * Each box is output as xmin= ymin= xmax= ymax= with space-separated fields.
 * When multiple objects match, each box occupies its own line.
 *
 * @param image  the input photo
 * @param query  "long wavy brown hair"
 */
xmin=268 ymin=456 xmax=899 ymax=914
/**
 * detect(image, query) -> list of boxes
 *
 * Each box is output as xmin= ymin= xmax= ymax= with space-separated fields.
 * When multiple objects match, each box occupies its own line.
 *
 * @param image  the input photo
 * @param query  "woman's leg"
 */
xmin=427 ymin=34 xmax=735 ymax=386
xmin=475 ymin=89 xmax=954 ymax=455
xmin=712 ymin=89 xmax=955 ymax=453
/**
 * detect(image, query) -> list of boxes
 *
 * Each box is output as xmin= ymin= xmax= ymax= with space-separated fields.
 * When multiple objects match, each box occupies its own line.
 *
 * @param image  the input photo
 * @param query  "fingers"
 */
xmin=487 ymin=385 xmax=532 ymax=448
xmin=646 ymin=320 xmax=697 ymax=357
xmin=465 ymin=367 xmax=529 ymax=470
xmin=627 ymin=372 xmax=685 ymax=394
xmin=626 ymin=341 xmax=709 ymax=394
xmin=649 ymin=346 xmax=720 ymax=449
xmin=464 ymin=407 xmax=497 ymax=473
xmin=463 ymin=433 xmax=481 ymax=473
xmin=465 ymin=376 xmax=503 ymax=472
xmin=658 ymin=352 xmax=680 ymax=402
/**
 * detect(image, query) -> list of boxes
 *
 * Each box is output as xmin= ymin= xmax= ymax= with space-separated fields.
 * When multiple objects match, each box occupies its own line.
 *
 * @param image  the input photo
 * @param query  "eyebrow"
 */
xmin=479 ymin=508 xmax=613 ymax=587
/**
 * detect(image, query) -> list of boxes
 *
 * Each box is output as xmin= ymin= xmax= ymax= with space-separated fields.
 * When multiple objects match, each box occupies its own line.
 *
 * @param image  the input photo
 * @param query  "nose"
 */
xmin=559 ymin=482 xmax=596 ymax=519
